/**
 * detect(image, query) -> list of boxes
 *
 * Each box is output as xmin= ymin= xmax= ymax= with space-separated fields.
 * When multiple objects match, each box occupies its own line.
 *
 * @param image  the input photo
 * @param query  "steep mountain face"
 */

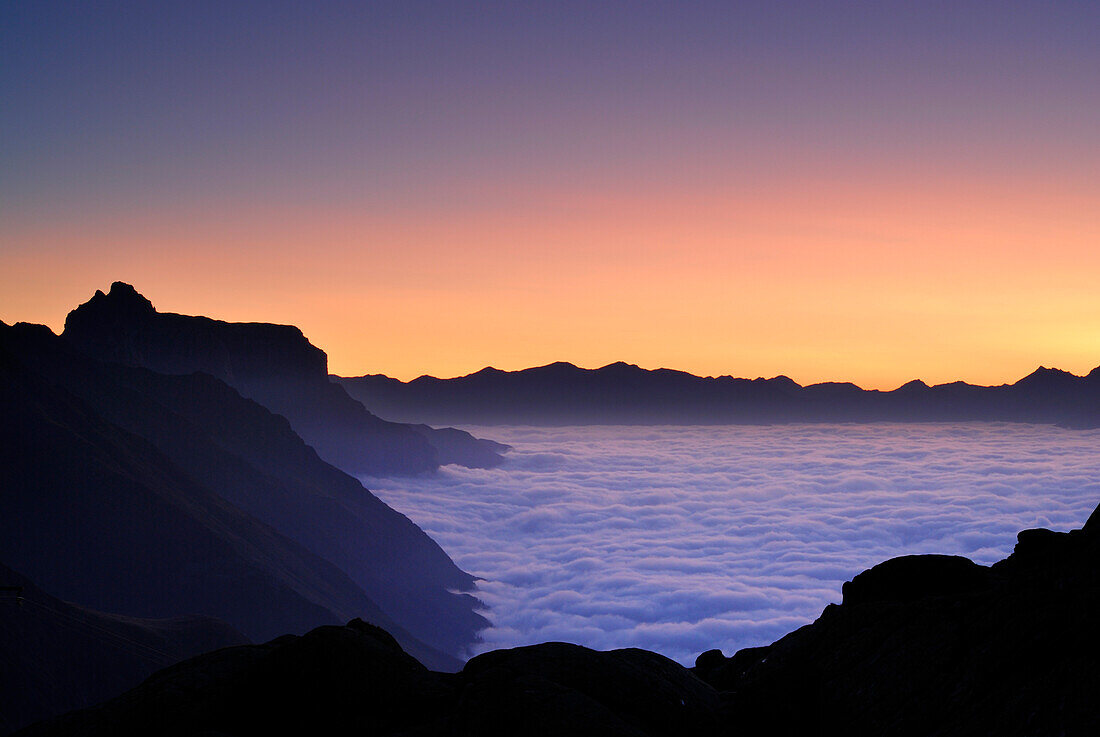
xmin=338 ymin=361 xmax=1100 ymax=426
xmin=104 ymin=367 xmax=488 ymax=656
xmin=0 ymin=563 xmax=246 ymax=735
xmin=20 ymin=504 xmax=1100 ymax=736
xmin=62 ymin=283 xmax=507 ymax=475
xmin=0 ymin=321 xmax=481 ymax=670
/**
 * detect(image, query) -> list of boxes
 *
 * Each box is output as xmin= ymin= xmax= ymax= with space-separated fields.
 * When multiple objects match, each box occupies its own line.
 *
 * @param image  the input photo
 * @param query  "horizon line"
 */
xmin=339 ymin=359 xmax=1098 ymax=393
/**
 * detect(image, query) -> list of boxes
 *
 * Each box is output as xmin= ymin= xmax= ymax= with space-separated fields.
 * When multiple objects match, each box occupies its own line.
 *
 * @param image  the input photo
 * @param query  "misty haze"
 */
xmin=365 ymin=423 xmax=1099 ymax=664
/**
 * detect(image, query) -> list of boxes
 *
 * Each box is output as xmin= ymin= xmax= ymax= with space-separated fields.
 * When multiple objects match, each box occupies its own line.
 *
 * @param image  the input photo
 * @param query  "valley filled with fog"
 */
xmin=364 ymin=423 xmax=1100 ymax=665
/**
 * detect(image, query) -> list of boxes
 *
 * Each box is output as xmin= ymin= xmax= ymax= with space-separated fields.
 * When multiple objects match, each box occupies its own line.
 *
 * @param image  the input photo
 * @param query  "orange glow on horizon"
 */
xmin=6 ymin=0 xmax=1100 ymax=394
xmin=3 ymin=167 xmax=1098 ymax=391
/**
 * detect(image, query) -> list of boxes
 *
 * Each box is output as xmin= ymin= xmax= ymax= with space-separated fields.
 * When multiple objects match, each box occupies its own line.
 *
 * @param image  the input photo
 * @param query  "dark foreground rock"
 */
xmin=17 ymin=620 xmax=716 ymax=737
xmin=695 ymin=515 xmax=1100 ymax=736
xmin=18 ymin=506 xmax=1100 ymax=736
xmin=0 ymin=563 xmax=245 ymax=735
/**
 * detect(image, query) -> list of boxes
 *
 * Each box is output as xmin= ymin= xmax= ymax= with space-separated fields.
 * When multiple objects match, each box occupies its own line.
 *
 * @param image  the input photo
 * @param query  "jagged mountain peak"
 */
xmin=63 ymin=281 xmax=156 ymax=334
xmin=63 ymin=283 xmax=328 ymax=383
xmin=89 ymin=280 xmax=155 ymax=312
xmin=1014 ymin=365 xmax=1081 ymax=387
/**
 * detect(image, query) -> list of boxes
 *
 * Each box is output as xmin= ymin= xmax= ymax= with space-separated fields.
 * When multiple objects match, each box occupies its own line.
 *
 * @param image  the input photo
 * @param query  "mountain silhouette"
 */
xmin=339 ymin=360 xmax=1100 ymax=427
xmin=62 ymin=283 xmax=507 ymax=475
xmin=0 ymin=320 xmax=483 ymax=675
xmin=18 ymin=504 xmax=1100 ymax=736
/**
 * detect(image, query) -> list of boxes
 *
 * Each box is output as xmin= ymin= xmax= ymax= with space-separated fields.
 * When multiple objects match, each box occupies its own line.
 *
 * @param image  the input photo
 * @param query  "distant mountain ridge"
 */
xmin=338 ymin=360 xmax=1100 ymax=427
xmin=63 ymin=283 xmax=507 ymax=475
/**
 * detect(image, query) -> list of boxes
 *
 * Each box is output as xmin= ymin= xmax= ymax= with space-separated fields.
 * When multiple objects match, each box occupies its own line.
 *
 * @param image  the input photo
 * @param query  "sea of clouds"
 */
xmin=362 ymin=423 xmax=1100 ymax=665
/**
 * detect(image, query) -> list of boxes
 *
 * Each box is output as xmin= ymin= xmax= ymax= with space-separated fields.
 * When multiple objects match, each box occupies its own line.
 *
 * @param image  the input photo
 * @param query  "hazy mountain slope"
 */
xmin=338 ymin=360 xmax=1100 ymax=426
xmin=0 ymin=562 xmax=246 ymax=735
xmin=62 ymin=283 xmax=506 ymax=475
xmin=21 ymin=503 xmax=1100 ymax=736
xmin=107 ymin=367 xmax=489 ymax=655
xmin=0 ymin=321 xmax=461 ymax=671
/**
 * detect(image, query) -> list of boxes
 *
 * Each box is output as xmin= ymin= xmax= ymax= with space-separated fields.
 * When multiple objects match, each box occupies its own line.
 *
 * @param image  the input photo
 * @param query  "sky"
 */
xmin=365 ymin=423 xmax=1100 ymax=664
xmin=3 ymin=1 xmax=1099 ymax=388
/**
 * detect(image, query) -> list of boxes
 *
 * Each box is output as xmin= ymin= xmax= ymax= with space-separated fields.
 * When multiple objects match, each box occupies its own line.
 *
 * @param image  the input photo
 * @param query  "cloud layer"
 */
xmin=362 ymin=423 xmax=1100 ymax=665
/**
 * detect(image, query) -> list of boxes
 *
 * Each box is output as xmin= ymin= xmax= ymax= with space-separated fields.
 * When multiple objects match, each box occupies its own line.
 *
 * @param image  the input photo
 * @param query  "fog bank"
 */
xmin=363 ymin=423 xmax=1099 ymax=665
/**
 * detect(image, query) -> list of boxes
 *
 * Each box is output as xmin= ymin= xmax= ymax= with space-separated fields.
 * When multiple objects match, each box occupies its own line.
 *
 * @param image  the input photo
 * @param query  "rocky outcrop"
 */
xmin=694 ymin=522 xmax=1100 ymax=736
xmin=62 ymin=283 xmax=507 ymax=475
xmin=839 ymin=554 xmax=992 ymax=605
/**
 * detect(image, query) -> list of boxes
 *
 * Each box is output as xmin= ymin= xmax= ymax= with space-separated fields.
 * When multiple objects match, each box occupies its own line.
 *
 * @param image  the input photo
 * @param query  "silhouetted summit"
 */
xmin=1013 ymin=365 xmax=1081 ymax=389
xmin=63 ymin=283 xmax=507 ymax=475
xmin=66 ymin=282 xmax=327 ymax=380
xmin=895 ymin=378 xmax=930 ymax=393
xmin=83 ymin=281 xmax=154 ymax=314
xmin=20 ymin=502 xmax=1100 ymax=736
xmin=338 ymin=360 xmax=1100 ymax=427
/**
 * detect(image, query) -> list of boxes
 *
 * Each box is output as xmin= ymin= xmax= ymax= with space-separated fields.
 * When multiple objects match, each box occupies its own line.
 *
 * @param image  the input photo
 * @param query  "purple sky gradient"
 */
xmin=6 ymin=1 xmax=1098 ymax=214
xmin=4 ymin=1 xmax=1099 ymax=385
